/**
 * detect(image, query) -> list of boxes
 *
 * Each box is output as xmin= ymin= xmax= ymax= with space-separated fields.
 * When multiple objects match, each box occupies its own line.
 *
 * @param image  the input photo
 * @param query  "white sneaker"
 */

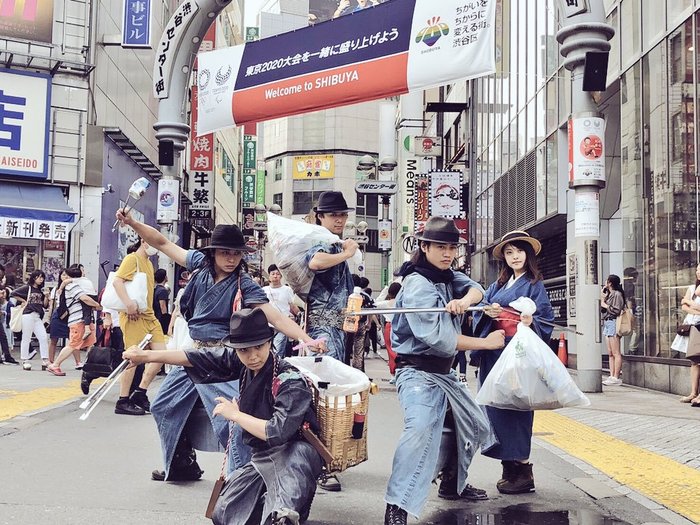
xmin=603 ymin=376 xmax=622 ymax=386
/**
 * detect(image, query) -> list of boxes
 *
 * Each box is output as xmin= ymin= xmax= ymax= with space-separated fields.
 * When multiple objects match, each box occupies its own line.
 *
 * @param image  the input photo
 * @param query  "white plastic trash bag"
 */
xmin=267 ymin=212 xmax=362 ymax=301
xmin=286 ymin=355 xmax=371 ymax=399
xmin=475 ymin=323 xmax=590 ymax=411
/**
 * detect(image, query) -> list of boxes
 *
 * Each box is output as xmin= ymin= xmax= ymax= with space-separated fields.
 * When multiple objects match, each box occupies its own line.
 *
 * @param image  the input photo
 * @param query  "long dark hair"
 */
xmin=607 ymin=274 xmax=626 ymax=303
xmin=496 ymin=240 xmax=543 ymax=286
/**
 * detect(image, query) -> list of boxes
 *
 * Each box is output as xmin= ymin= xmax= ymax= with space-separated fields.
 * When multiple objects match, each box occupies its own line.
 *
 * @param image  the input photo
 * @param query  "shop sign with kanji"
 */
xmin=0 ymin=217 xmax=71 ymax=241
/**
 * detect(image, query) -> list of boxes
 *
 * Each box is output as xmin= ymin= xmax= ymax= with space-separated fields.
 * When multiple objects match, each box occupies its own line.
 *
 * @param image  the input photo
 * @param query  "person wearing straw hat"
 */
xmin=471 ymin=230 xmax=554 ymax=495
xmin=115 ymin=210 xmax=322 ymax=484
xmin=383 ymin=217 xmax=505 ymax=525
xmin=124 ymin=308 xmax=323 ymax=525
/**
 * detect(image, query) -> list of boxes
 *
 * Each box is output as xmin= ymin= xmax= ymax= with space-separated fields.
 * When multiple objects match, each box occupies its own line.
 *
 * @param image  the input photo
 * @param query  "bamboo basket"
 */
xmin=313 ymin=386 xmax=370 ymax=473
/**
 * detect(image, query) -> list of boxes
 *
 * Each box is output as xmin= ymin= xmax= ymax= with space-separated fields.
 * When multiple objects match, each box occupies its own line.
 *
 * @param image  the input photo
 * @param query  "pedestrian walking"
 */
xmin=153 ymin=268 xmax=171 ymax=334
xmin=115 ymin=209 xmax=321 ymax=483
xmin=11 ymin=270 xmax=50 ymax=371
xmin=124 ymin=307 xmax=323 ymax=525
xmin=601 ymin=274 xmax=625 ymax=386
xmin=0 ymin=284 xmax=17 ymax=364
xmin=472 ymin=230 xmax=554 ymax=495
xmin=47 ymin=265 xmax=102 ymax=376
xmin=383 ymin=217 xmax=504 ymax=525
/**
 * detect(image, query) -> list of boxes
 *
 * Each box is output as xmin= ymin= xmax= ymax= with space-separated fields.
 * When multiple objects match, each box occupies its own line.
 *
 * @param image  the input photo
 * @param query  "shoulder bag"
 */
xmin=686 ymin=325 xmax=700 ymax=362
xmin=9 ymin=287 xmax=30 ymax=333
xmin=615 ymin=306 xmax=634 ymax=337
xmin=101 ymin=256 xmax=149 ymax=312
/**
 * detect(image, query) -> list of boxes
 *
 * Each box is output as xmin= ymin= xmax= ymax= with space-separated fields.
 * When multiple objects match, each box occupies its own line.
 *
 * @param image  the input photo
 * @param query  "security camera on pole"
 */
xmin=556 ymin=0 xmax=614 ymax=393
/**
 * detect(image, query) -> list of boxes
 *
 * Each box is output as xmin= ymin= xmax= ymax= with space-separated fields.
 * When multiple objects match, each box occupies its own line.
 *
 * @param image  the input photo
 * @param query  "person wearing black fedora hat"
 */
xmin=384 ymin=216 xmax=505 ymax=525
xmin=124 ymin=308 xmax=323 ymax=525
xmin=306 ymin=190 xmax=358 ymax=492
xmin=471 ymin=230 xmax=554 ymax=495
xmin=115 ymin=209 xmax=321 ymax=484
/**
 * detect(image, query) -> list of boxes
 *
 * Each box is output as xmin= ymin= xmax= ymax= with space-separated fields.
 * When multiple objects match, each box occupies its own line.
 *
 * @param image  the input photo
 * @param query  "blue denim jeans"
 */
xmin=272 ymin=330 xmax=288 ymax=359
xmin=385 ymin=368 xmax=449 ymax=517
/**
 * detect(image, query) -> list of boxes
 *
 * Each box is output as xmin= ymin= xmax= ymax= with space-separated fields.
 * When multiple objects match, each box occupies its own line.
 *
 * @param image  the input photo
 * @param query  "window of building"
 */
xmin=356 ymin=194 xmax=379 ymax=217
xmin=642 ymin=0 xmax=665 ymax=52
xmin=621 ymin=0 xmax=641 ymax=68
xmin=273 ymin=192 xmax=283 ymax=210
xmin=607 ymin=8 xmax=620 ymax=84
xmin=274 ymin=158 xmax=283 ymax=181
xmin=292 ymin=179 xmax=333 ymax=214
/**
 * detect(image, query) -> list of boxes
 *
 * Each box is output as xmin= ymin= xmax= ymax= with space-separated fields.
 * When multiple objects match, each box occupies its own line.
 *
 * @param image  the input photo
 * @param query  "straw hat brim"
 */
xmin=492 ymin=236 xmax=542 ymax=260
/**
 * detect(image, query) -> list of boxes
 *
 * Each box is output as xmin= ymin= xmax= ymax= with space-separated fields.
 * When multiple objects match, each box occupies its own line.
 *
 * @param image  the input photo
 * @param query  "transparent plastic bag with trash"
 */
xmin=475 ymin=297 xmax=590 ymax=411
xmin=266 ymin=212 xmax=362 ymax=301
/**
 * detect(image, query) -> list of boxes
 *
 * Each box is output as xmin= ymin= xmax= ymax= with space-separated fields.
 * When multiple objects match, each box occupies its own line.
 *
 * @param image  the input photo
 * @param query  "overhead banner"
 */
xmin=157 ymin=179 xmax=179 ymax=222
xmin=197 ymin=0 xmax=496 ymax=133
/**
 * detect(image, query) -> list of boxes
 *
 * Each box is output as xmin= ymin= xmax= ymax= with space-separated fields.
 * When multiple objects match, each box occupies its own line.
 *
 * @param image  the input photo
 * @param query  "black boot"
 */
xmin=3 ymin=353 xmax=18 ymax=365
xmin=153 ymin=433 xmax=203 ymax=481
xmin=438 ymin=472 xmax=487 ymax=501
xmin=497 ymin=461 xmax=535 ymax=494
xmin=384 ymin=504 xmax=407 ymax=525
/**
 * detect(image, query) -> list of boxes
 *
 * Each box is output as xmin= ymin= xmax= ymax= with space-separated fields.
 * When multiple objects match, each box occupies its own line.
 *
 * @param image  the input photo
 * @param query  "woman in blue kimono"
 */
xmin=124 ymin=308 xmax=322 ymax=525
xmin=383 ymin=217 xmax=505 ymax=525
xmin=473 ymin=230 xmax=554 ymax=494
xmin=116 ymin=210 xmax=320 ymax=482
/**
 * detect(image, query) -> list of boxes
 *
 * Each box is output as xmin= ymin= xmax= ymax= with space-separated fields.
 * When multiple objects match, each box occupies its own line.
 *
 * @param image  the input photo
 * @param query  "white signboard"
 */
xmin=0 ymin=216 xmax=71 ymax=241
xmin=429 ymin=171 xmax=462 ymax=218
xmin=574 ymin=191 xmax=599 ymax=238
xmin=188 ymin=169 xmax=213 ymax=218
xmin=0 ymin=69 xmax=51 ymax=180
xmin=414 ymin=136 xmax=440 ymax=156
xmin=153 ymin=0 xmax=199 ymax=99
xmin=157 ymin=179 xmax=180 ymax=222
xmin=355 ymin=180 xmax=398 ymax=194
xmin=378 ymin=219 xmax=392 ymax=250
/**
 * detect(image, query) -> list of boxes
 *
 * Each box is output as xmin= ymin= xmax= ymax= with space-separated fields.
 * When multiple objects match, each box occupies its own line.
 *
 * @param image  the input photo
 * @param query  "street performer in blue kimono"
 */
xmin=115 ymin=210 xmax=321 ymax=483
xmin=472 ymin=230 xmax=554 ymax=495
xmin=124 ymin=307 xmax=322 ymax=525
xmin=383 ymin=217 xmax=505 ymax=525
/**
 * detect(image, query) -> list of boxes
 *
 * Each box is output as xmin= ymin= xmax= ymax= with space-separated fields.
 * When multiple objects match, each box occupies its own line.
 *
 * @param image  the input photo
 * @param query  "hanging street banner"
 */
xmin=428 ymin=171 xmax=462 ymax=218
xmin=256 ymin=160 xmax=265 ymax=205
xmin=157 ymin=179 xmax=179 ymax=222
xmin=196 ymin=0 xmax=496 ymax=133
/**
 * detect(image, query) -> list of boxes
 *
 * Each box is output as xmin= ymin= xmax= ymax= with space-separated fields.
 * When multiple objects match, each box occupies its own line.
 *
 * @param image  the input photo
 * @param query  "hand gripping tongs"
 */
xmin=78 ymin=334 xmax=152 ymax=421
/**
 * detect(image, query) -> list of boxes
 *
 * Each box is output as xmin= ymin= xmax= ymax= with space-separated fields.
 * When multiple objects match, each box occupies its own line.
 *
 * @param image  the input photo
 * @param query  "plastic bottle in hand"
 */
xmin=342 ymin=287 xmax=364 ymax=333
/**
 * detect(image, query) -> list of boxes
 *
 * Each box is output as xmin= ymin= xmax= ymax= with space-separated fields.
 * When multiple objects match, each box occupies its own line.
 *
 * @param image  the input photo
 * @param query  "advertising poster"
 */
xmin=0 ymin=69 xmax=51 ymax=179
xmin=293 ymin=155 xmax=335 ymax=179
xmin=197 ymin=0 xmax=496 ymax=132
xmin=157 ymin=179 xmax=179 ymax=222
xmin=574 ymin=190 xmax=599 ymax=238
xmin=0 ymin=0 xmax=53 ymax=43
xmin=378 ymin=219 xmax=391 ymax=250
xmin=568 ymin=115 xmax=606 ymax=185
xmin=429 ymin=171 xmax=462 ymax=218
xmin=117 ymin=204 xmax=144 ymax=261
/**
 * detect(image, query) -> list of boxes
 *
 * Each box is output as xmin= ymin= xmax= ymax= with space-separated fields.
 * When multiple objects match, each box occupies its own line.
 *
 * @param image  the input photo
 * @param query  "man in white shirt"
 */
xmin=263 ymin=264 xmax=300 ymax=358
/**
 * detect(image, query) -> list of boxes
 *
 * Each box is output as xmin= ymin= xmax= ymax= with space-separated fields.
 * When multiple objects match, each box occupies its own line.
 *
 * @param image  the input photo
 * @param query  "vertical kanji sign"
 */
xmin=189 ymin=79 xmax=214 ymax=219
xmin=122 ymin=0 xmax=152 ymax=48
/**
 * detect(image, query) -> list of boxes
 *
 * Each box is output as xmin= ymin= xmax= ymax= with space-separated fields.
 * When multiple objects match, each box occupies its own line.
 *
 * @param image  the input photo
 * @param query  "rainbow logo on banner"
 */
xmin=415 ymin=17 xmax=449 ymax=47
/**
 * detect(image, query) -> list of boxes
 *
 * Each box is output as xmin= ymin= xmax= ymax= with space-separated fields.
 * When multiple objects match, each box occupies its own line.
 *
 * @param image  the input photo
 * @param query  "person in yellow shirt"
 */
xmin=113 ymin=238 xmax=166 ymax=415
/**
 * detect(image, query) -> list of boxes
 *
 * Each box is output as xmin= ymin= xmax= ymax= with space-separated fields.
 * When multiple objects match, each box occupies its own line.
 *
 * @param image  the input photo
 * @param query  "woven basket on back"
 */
xmin=313 ymin=387 xmax=370 ymax=473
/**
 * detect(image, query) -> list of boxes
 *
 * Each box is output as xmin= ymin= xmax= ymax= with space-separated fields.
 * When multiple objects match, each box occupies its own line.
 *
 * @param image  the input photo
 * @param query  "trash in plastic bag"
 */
xmin=286 ymin=355 xmax=371 ymax=404
xmin=267 ymin=212 xmax=362 ymax=301
xmin=475 ymin=323 xmax=590 ymax=411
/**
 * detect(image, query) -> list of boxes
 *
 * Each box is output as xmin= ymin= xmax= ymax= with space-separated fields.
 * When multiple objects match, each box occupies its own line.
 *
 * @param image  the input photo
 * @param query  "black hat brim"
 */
xmin=313 ymin=207 xmax=355 ymax=213
xmin=200 ymin=244 xmax=256 ymax=253
xmin=225 ymin=334 xmax=274 ymax=349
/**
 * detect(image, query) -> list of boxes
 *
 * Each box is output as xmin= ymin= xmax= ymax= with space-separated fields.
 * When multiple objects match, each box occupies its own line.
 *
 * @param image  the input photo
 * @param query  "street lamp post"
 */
xmin=356 ymin=155 xmax=397 ymax=288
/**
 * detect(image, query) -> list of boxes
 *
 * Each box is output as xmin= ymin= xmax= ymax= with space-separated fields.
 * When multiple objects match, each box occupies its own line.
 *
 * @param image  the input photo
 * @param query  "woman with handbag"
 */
xmin=671 ymin=263 xmax=700 ymax=406
xmin=115 ymin=209 xmax=321 ymax=484
xmin=600 ymin=274 xmax=625 ymax=386
xmin=11 ymin=270 xmax=50 ymax=371
xmin=471 ymin=230 xmax=554 ymax=495
xmin=124 ymin=308 xmax=323 ymax=525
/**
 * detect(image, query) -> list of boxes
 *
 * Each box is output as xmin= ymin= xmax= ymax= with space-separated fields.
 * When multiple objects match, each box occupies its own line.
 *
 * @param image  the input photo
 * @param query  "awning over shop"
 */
xmin=0 ymin=181 xmax=76 ymax=223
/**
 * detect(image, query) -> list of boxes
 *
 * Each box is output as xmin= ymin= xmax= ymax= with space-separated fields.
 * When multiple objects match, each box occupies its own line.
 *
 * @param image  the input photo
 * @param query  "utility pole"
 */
xmin=556 ymin=0 xmax=614 ymax=393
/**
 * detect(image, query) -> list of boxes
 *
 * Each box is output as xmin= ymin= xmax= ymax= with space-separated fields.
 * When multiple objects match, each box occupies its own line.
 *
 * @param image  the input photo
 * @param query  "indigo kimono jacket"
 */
xmin=150 ymin=250 xmax=269 ymax=479
xmin=385 ymin=271 xmax=497 ymax=518
xmin=185 ymin=349 xmax=323 ymax=525
xmin=472 ymin=274 xmax=554 ymax=461
xmin=304 ymin=242 xmax=354 ymax=362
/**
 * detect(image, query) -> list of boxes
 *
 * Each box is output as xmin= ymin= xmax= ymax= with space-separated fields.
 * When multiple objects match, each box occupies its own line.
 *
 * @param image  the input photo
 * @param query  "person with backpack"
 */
xmin=115 ymin=209 xmax=321 ymax=483
xmin=124 ymin=307 xmax=323 ymax=525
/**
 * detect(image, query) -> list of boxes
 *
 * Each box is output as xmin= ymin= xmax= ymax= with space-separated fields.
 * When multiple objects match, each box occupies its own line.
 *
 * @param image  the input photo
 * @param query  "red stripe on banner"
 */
xmin=231 ymin=54 xmax=409 ymax=125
